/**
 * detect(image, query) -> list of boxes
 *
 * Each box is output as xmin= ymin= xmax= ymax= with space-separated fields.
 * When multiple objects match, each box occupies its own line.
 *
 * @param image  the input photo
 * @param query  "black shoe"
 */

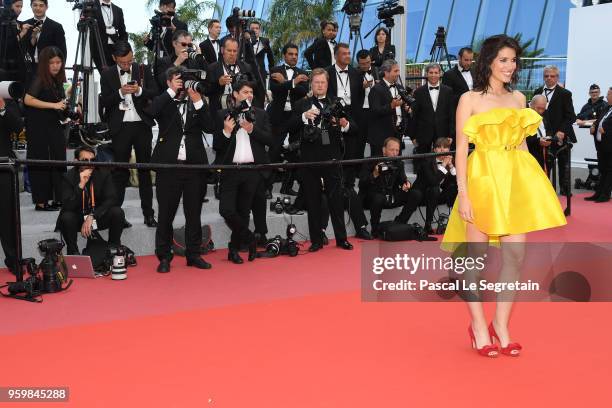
xmin=157 ymin=259 xmax=170 ymax=273
xmin=248 ymin=238 xmax=257 ymax=262
xmin=265 ymin=189 xmax=273 ymax=199
xmin=34 ymin=203 xmax=59 ymax=212
xmin=228 ymin=250 xmax=244 ymax=264
xmin=50 ymin=201 xmax=62 ymax=210
xmin=336 ymin=240 xmax=354 ymax=250
xmin=308 ymin=243 xmax=323 ymax=252
xmin=322 ymin=233 xmax=329 ymax=246
xmin=585 ymin=194 xmax=601 ymax=201
xmin=424 ymin=224 xmax=435 ymax=235
xmin=254 ymin=233 xmax=268 ymax=248
xmin=280 ymin=187 xmax=298 ymax=196
xmin=594 ymin=196 xmax=610 ymax=203
xmin=355 ymin=227 xmax=373 ymax=240
xmin=144 ymin=216 xmax=158 ymax=227
xmin=123 ymin=220 xmax=133 ymax=229
xmin=186 ymin=256 xmax=212 ymax=269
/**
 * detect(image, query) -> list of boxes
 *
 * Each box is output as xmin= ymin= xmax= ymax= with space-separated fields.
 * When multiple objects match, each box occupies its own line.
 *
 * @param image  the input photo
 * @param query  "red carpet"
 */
xmin=1 ymin=193 xmax=611 ymax=407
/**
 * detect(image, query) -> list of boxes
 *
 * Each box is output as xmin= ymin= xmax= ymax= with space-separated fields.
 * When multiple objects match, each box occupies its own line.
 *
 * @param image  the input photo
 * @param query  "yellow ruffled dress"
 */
xmin=442 ymin=107 xmax=567 ymax=248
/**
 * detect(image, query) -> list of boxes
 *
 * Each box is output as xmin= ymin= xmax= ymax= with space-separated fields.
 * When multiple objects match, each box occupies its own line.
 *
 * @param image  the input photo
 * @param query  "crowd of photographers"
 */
xmin=2 ymin=0 xmax=609 ymax=275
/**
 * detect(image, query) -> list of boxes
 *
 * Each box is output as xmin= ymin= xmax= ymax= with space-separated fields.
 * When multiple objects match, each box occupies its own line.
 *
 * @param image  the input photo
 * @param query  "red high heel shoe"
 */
xmin=488 ymin=323 xmax=522 ymax=357
xmin=468 ymin=325 xmax=499 ymax=357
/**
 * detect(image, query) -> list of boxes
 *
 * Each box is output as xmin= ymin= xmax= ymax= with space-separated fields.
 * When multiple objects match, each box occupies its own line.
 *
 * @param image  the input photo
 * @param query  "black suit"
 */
xmin=199 ymin=38 xmax=222 ymax=65
xmin=304 ymin=37 xmax=335 ymax=69
xmin=534 ymin=85 xmax=577 ymax=193
xmin=326 ymin=65 xmax=364 ymax=186
xmin=0 ymin=103 xmax=23 ymax=272
xmin=150 ymin=91 xmax=214 ymax=261
xmin=92 ymin=1 xmax=127 ymax=70
xmin=214 ymin=108 xmax=272 ymax=250
xmin=411 ymin=83 xmax=455 ymax=153
xmin=526 ymin=114 xmax=554 ymax=173
xmin=204 ymin=60 xmax=255 ymax=116
xmin=592 ymin=105 xmax=612 ymax=198
xmin=442 ymin=65 xmax=472 ymax=103
xmin=411 ymin=157 xmax=457 ymax=228
xmin=368 ymin=80 xmax=409 ymax=156
xmin=100 ymin=63 xmax=158 ymax=218
xmin=292 ymin=97 xmax=356 ymax=246
xmin=23 ymin=17 xmax=67 ymax=72
xmin=56 ymin=168 xmax=125 ymax=255
xmin=251 ymin=37 xmax=275 ymax=77
xmin=369 ymin=45 xmax=396 ymax=71
xmin=145 ymin=17 xmax=188 ymax=57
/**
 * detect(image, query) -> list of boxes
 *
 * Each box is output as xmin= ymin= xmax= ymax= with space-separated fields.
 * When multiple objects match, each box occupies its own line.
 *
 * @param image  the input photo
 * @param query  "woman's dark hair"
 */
xmin=374 ymin=27 xmax=390 ymax=47
xmin=472 ymin=34 xmax=522 ymax=93
xmin=36 ymin=46 xmax=66 ymax=89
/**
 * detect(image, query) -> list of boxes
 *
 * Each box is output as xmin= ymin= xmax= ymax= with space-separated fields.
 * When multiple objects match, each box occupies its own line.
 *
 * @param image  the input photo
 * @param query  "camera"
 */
xmin=377 ymin=0 xmax=404 ymax=26
xmin=66 ymin=0 xmax=98 ymax=18
xmin=270 ymin=196 xmax=294 ymax=214
xmin=397 ymin=87 xmax=416 ymax=107
xmin=264 ymin=224 xmax=298 ymax=257
xmin=38 ymin=238 xmax=64 ymax=255
xmin=320 ymin=98 xmax=348 ymax=122
xmin=0 ymin=81 xmax=25 ymax=100
xmin=228 ymin=99 xmax=256 ymax=123
xmin=232 ymin=7 xmax=256 ymax=18
xmin=6 ymin=258 xmax=40 ymax=297
xmin=108 ymin=245 xmax=127 ymax=280
xmin=181 ymin=69 xmax=206 ymax=94
xmin=377 ymin=160 xmax=398 ymax=174
xmin=150 ymin=9 xmax=175 ymax=28
xmin=342 ymin=0 xmax=367 ymax=15
xmin=38 ymin=239 xmax=70 ymax=293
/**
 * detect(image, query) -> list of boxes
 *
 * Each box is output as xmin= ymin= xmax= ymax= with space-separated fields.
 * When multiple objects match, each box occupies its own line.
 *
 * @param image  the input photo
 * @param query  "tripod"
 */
xmin=68 ymin=11 xmax=107 ymax=131
xmin=235 ymin=23 xmax=270 ymax=105
xmin=429 ymin=27 xmax=452 ymax=70
xmin=345 ymin=13 xmax=365 ymax=64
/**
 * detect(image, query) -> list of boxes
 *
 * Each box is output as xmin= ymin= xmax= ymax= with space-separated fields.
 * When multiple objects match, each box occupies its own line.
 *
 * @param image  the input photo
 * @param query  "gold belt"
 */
xmin=475 ymin=145 xmax=518 ymax=152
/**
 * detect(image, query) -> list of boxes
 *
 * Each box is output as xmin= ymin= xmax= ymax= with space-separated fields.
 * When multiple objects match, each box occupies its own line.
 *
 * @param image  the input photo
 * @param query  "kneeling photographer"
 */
xmin=411 ymin=137 xmax=458 ymax=234
xmin=155 ymin=30 xmax=206 ymax=90
xmin=56 ymin=146 xmax=126 ymax=255
xmin=359 ymin=137 xmax=422 ymax=237
xmin=292 ymin=68 xmax=355 ymax=252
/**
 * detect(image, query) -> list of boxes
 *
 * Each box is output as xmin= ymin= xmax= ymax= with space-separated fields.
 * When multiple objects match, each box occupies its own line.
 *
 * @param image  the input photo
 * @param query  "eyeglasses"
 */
xmin=544 ymin=74 xmax=558 ymax=78
xmin=179 ymin=42 xmax=194 ymax=48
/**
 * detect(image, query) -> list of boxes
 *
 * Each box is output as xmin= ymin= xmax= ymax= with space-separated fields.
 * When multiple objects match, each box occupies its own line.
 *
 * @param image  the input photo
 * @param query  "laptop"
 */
xmin=62 ymin=255 xmax=96 ymax=278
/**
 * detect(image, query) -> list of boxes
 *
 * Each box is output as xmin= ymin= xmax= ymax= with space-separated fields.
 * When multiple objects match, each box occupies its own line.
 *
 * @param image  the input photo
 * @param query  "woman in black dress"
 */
xmin=369 ymin=27 xmax=396 ymax=73
xmin=24 ymin=46 xmax=68 ymax=211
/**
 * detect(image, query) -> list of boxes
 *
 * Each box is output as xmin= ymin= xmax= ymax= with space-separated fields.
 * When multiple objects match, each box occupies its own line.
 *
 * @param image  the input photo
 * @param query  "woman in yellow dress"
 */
xmin=442 ymin=35 xmax=566 ymax=357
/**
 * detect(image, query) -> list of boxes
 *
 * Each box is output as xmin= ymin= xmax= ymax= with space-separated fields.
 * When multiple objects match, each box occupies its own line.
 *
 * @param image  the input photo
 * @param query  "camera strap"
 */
xmin=82 ymin=183 xmax=95 ymax=215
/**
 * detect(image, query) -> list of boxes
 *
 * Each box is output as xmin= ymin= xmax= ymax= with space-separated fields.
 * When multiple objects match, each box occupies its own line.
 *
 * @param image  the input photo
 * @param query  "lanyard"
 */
xmin=82 ymin=183 xmax=95 ymax=214
xmin=335 ymin=69 xmax=349 ymax=98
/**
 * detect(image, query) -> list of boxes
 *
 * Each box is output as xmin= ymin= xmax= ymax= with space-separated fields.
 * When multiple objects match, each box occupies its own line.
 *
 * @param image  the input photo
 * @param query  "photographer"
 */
xmin=368 ymin=59 xmax=411 ymax=157
xmin=304 ymin=20 xmax=338 ymax=69
xmin=586 ymin=87 xmax=612 ymax=203
xmin=0 ymin=96 xmax=23 ymax=273
xmin=22 ymin=0 xmax=66 ymax=73
xmin=219 ymin=11 xmax=255 ymax=65
xmin=23 ymin=46 xmax=68 ymax=212
xmin=100 ymin=41 xmax=158 ymax=228
xmin=292 ymin=68 xmax=354 ymax=252
xmin=249 ymin=20 xmax=274 ymax=108
xmin=369 ymin=27 xmax=395 ymax=72
xmin=150 ymin=66 xmax=215 ymax=273
xmin=577 ymin=84 xmax=607 ymax=122
xmin=156 ymin=30 xmax=206 ymax=90
xmin=214 ymin=80 xmax=272 ymax=264
xmin=204 ymin=37 xmax=255 ymax=116
xmin=411 ymin=137 xmax=458 ymax=234
xmin=267 ymin=43 xmax=310 ymax=196
xmin=56 ymin=146 xmax=125 ymax=255
xmin=92 ymin=0 xmax=128 ymax=70
xmin=359 ymin=137 xmax=422 ymax=237
xmin=144 ymin=0 xmax=188 ymax=58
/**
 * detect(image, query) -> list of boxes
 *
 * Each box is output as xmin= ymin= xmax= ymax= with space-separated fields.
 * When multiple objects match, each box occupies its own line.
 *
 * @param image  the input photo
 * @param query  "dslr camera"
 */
xmin=150 ymin=9 xmax=175 ymax=28
xmin=264 ymin=224 xmax=299 ymax=257
xmin=227 ymin=99 xmax=256 ymax=123
xmin=303 ymin=98 xmax=348 ymax=143
xmin=181 ymin=69 xmax=206 ymax=94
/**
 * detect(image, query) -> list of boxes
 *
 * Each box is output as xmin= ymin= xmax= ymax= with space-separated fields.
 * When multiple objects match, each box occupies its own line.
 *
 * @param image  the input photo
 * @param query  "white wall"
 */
xmin=565 ymin=3 xmax=612 ymax=166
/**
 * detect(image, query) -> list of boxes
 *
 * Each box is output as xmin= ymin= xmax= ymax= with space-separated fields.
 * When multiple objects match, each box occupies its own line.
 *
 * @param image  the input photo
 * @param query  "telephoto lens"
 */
xmin=111 ymin=247 xmax=127 ymax=281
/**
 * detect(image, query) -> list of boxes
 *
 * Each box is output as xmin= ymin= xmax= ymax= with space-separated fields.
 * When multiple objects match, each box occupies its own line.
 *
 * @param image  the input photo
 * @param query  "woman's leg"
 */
xmin=465 ymin=222 xmax=491 ymax=349
xmin=493 ymin=233 xmax=526 ymax=347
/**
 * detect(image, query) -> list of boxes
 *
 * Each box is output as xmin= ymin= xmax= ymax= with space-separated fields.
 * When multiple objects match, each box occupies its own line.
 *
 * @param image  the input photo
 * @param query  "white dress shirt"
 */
xmin=460 ymin=68 xmax=473 ymax=90
xmin=210 ymin=38 xmax=220 ymax=56
xmin=383 ymin=79 xmax=402 ymax=126
xmin=284 ymin=65 xmax=296 ymax=111
xmin=33 ymin=16 xmax=47 ymax=63
xmin=118 ymin=66 xmax=143 ymax=122
xmin=596 ymin=107 xmax=612 ymax=142
xmin=362 ymin=71 xmax=374 ymax=109
xmin=327 ymin=40 xmax=336 ymax=66
xmin=428 ymin=82 xmax=440 ymax=111
xmin=100 ymin=0 xmax=115 ymax=44
xmin=166 ymin=88 xmax=204 ymax=160
xmin=542 ymin=85 xmax=557 ymax=108
xmin=334 ymin=64 xmax=351 ymax=106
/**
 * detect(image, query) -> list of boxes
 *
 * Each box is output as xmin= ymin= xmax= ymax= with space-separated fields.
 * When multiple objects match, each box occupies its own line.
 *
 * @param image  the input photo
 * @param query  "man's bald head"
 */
xmin=530 ymin=94 xmax=547 ymax=115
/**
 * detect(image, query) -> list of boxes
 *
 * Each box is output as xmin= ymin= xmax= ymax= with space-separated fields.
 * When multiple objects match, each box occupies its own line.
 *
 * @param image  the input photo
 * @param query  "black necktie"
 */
xmin=101 ymin=3 xmax=111 ymax=7
xmin=120 ymin=69 xmax=130 ymax=76
xmin=461 ymin=68 xmax=470 ymax=73
xmin=429 ymin=86 xmax=439 ymax=91
xmin=285 ymin=65 xmax=295 ymax=71
xmin=339 ymin=70 xmax=348 ymax=74
xmin=329 ymin=40 xmax=337 ymax=46
xmin=211 ymin=39 xmax=218 ymax=44
xmin=545 ymin=88 xmax=554 ymax=95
